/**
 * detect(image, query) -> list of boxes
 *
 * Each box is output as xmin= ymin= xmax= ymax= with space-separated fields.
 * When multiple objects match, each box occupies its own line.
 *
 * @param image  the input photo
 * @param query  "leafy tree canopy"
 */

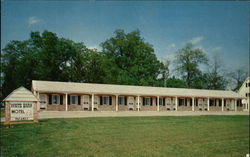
xmin=1 ymin=31 xmax=103 ymax=97
xmin=174 ymin=43 xmax=208 ymax=88
xmin=101 ymin=29 xmax=164 ymax=86
xmin=165 ymin=77 xmax=187 ymax=88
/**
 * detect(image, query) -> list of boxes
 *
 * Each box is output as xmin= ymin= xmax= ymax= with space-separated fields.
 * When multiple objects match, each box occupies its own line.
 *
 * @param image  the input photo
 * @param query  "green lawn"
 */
xmin=1 ymin=116 xmax=249 ymax=157
xmin=0 ymin=108 xmax=4 ymax=118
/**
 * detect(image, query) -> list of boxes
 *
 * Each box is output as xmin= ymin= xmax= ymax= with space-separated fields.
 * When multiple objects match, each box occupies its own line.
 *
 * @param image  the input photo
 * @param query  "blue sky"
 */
xmin=2 ymin=1 xmax=249 ymax=72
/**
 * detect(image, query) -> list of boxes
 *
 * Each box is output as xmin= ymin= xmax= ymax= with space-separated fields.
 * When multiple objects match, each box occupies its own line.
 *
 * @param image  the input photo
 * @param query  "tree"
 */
xmin=101 ymin=29 xmax=164 ymax=86
xmin=228 ymin=68 xmax=248 ymax=91
xmin=2 ymin=40 xmax=38 ymax=97
xmin=165 ymin=76 xmax=187 ymax=88
xmin=158 ymin=59 xmax=170 ymax=87
xmin=31 ymin=31 xmax=78 ymax=81
xmin=174 ymin=43 xmax=208 ymax=88
xmin=74 ymin=48 xmax=105 ymax=83
xmin=1 ymin=30 xmax=104 ymax=98
xmin=204 ymin=55 xmax=227 ymax=90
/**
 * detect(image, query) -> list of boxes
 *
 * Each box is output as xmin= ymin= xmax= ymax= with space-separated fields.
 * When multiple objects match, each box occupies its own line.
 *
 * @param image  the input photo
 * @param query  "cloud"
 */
xmin=189 ymin=36 xmax=204 ymax=45
xmin=27 ymin=16 xmax=43 ymax=25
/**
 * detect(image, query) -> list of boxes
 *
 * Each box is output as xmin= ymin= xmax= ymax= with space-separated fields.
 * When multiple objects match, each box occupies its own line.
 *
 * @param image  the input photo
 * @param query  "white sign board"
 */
xmin=10 ymin=102 xmax=34 ymax=121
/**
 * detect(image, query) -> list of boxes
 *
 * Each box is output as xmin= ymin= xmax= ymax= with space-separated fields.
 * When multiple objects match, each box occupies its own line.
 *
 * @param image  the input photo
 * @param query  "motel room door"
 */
xmin=39 ymin=94 xmax=47 ymax=109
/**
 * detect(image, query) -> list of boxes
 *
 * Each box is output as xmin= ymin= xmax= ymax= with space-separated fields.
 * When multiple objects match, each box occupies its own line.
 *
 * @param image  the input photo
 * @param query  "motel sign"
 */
xmin=10 ymin=102 xmax=34 ymax=121
xmin=3 ymin=87 xmax=38 ymax=124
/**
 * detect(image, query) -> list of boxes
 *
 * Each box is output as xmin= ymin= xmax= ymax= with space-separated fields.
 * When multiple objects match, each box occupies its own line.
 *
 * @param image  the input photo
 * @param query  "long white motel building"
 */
xmin=31 ymin=80 xmax=249 ymax=112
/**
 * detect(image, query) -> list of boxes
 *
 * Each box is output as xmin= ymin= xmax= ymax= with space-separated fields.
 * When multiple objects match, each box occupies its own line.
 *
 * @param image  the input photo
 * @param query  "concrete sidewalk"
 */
xmin=39 ymin=111 xmax=249 ymax=119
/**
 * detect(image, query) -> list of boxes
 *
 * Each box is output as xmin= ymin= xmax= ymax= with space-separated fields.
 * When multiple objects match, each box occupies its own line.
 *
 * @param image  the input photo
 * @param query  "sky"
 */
xmin=1 ymin=1 xmax=249 ymax=73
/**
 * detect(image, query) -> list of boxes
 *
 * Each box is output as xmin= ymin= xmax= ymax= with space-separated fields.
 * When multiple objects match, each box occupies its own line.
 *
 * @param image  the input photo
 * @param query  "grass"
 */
xmin=0 ymin=116 xmax=249 ymax=157
xmin=0 ymin=108 xmax=4 ymax=118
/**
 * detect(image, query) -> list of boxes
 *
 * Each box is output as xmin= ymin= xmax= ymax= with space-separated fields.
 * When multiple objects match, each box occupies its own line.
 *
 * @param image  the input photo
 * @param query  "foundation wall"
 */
xmin=159 ymin=106 xmax=167 ymax=111
xmin=119 ymin=105 xmax=136 ymax=111
xmin=177 ymin=106 xmax=192 ymax=111
xmin=68 ymin=105 xmax=82 ymax=111
xmin=98 ymin=105 xmax=116 ymax=111
xmin=141 ymin=105 xmax=157 ymax=111
xmin=159 ymin=105 xmax=176 ymax=111
xmin=236 ymin=106 xmax=243 ymax=111
xmin=118 ymin=105 xmax=128 ymax=111
xmin=47 ymin=104 xmax=66 ymax=111
xmin=194 ymin=106 xmax=205 ymax=111
xmin=209 ymin=106 xmax=222 ymax=111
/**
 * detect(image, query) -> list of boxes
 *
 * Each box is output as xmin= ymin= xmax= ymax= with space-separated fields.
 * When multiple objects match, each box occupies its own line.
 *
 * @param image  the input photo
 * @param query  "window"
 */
xmin=70 ymin=95 xmax=78 ymax=105
xmin=179 ymin=99 xmax=184 ymax=106
xmin=52 ymin=94 xmax=60 ymax=104
xmin=166 ymin=98 xmax=171 ymax=106
xmin=39 ymin=94 xmax=46 ymax=104
xmin=159 ymin=98 xmax=165 ymax=106
xmin=218 ymin=100 xmax=222 ymax=107
xmin=246 ymin=93 xmax=250 ymax=97
xmin=210 ymin=100 xmax=214 ymax=106
xmin=118 ymin=96 xmax=125 ymax=105
xmin=39 ymin=94 xmax=47 ymax=108
xmin=103 ymin=96 xmax=110 ymax=105
xmin=144 ymin=97 xmax=151 ymax=106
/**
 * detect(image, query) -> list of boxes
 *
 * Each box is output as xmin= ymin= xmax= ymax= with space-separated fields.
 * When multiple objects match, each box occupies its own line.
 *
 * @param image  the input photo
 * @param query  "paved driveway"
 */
xmin=39 ymin=111 xmax=249 ymax=119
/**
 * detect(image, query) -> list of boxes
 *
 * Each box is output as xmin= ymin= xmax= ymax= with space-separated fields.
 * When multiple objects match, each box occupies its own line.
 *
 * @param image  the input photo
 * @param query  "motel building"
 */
xmin=31 ymin=80 xmax=247 ymax=112
xmin=238 ymin=77 xmax=250 ymax=112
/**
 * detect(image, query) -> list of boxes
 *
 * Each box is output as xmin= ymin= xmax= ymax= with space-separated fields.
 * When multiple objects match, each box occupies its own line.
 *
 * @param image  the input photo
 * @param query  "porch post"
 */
xmin=157 ymin=96 xmax=160 ymax=111
xmin=37 ymin=92 xmax=40 ymax=112
xmin=65 ymin=93 xmax=68 ymax=111
xmin=33 ymin=90 xmax=36 ymax=96
xmin=175 ymin=96 xmax=178 ymax=111
xmin=222 ymin=98 xmax=224 ymax=111
xmin=207 ymin=98 xmax=210 ymax=111
xmin=116 ymin=95 xmax=118 ymax=112
xmin=92 ymin=94 xmax=94 ymax=112
xmin=192 ymin=97 xmax=195 ymax=111
xmin=235 ymin=99 xmax=237 ymax=112
xmin=137 ymin=95 xmax=140 ymax=111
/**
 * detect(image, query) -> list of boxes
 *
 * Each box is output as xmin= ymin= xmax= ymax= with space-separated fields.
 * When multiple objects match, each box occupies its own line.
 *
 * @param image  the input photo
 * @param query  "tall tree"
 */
xmin=1 ymin=30 xmax=103 ymax=98
xmin=174 ymin=43 xmax=208 ymax=88
xmin=165 ymin=76 xmax=187 ymax=88
xmin=228 ymin=68 xmax=248 ymax=91
xmin=157 ymin=59 xmax=170 ymax=87
xmin=31 ymin=31 xmax=78 ymax=81
xmin=101 ymin=29 xmax=164 ymax=86
xmin=204 ymin=55 xmax=227 ymax=90
xmin=2 ymin=40 xmax=38 ymax=97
